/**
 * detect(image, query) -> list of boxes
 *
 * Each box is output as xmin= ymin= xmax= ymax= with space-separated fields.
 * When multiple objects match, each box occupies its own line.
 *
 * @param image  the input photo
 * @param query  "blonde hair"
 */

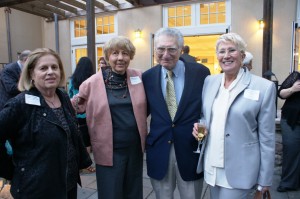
xmin=216 ymin=32 xmax=247 ymax=53
xmin=103 ymin=36 xmax=135 ymax=61
xmin=18 ymin=48 xmax=66 ymax=91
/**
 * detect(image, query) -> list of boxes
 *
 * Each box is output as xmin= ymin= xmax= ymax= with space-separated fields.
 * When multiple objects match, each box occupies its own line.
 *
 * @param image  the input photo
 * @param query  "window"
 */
xmin=168 ymin=5 xmax=191 ymax=27
xmin=74 ymin=48 xmax=87 ymax=64
xmin=74 ymin=19 xmax=87 ymax=37
xmin=73 ymin=15 xmax=114 ymax=37
xmin=200 ymin=1 xmax=226 ymax=24
xmin=164 ymin=1 xmax=227 ymax=28
xmin=96 ymin=15 xmax=115 ymax=35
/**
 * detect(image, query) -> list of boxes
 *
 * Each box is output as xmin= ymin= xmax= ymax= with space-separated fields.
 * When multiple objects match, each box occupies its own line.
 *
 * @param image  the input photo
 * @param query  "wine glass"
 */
xmin=193 ymin=119 xmax=206 ymax=153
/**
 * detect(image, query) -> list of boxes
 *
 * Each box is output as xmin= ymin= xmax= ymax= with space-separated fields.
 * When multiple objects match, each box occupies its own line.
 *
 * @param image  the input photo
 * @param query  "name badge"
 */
xmin=130 ymin=76 xmax=142 ymax=85
xmin=244 ymin=89 xmax=259 ymax=101
xmin=25 ymin=94 xmax=41 ymax=106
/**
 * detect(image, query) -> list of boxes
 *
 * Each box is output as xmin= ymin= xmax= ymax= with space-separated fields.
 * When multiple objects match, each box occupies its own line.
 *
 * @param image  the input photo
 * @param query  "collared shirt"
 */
xmin=205 ymin=68 xmax=245 ymax=188
xmin=17 ymin=60 xmax=22 ymax=70
xmin=160 ymin=60 xmax=185 ymax=105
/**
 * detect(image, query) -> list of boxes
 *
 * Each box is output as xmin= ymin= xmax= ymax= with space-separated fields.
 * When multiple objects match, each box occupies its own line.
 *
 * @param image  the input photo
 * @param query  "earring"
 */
xmin=30 ymin=79 xmax=34 ymax=85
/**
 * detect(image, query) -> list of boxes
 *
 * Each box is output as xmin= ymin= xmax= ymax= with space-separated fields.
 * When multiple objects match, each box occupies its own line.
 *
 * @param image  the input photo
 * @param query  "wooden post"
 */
xmin=262 ymin=0 xmax=273 ymax=80
xmin=86 ymin=0 xmax=96 ymax=73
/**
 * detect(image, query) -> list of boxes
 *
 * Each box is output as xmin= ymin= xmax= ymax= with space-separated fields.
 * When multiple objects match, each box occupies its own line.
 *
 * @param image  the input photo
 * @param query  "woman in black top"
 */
xmin=0 ymin=48 xmax=91 ymax=198
xmin=277 ymin=71 xmax=300 ymax=192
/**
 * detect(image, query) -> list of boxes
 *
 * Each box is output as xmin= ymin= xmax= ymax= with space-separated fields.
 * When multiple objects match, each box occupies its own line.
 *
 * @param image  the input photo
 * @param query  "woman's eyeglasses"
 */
xmin=217 ymin=48 xmax=238 ymax=56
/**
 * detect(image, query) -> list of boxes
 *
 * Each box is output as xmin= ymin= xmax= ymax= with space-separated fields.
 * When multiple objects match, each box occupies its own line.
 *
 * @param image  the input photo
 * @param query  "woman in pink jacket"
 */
xmin=72 ymin=36 xmax=147 ymax=199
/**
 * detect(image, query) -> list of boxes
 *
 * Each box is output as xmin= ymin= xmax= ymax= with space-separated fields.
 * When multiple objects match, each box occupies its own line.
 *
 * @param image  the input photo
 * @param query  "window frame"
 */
xmin=163 ymin=0 xmax=231 ymax=35
xmin=70 ymin=13 xmax=117 ymax=72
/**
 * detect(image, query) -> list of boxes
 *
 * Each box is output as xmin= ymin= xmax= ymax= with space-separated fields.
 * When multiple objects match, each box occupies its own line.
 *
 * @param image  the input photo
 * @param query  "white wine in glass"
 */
xmin=194 ymin=119 xmax=206 ymax=153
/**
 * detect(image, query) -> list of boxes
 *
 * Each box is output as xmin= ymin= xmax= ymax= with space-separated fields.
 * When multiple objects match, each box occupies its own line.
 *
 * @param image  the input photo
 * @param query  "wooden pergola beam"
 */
xmin=82 ymin=0 xmax=106 ymax=11
xmin=0 ymin=0 xmax=35 ymax=7
xmin=123 ymin=0 xmax=136 ymax=5
xmin=29 ymin=1 xmax=67 ymax=18
xmin=103 ymin=0 xmax=119 ymax=8
xmin=37 ymin=0 xmax=78 ymax=14
xmin=94 ymin=1 xmax=105 ymax=10
xmin=60 ymin=0 xmax=86 ymax=11
xmin=11 ymin=3 xmax=54 ymax=19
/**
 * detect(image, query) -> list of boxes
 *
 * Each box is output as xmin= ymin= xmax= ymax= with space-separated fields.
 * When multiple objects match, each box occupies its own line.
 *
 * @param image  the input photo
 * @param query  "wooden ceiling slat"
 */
xmin=37 ymin=0 xmax=78 ymax=14
xmin=123 ymin=0 xmax=134 ymax=5
xmin=11 ymin=4 xmax=54 ymax=19
xmin=60 ymin=0 xmax=86 ymax=10
xmin=94 ymin=1 xmax=105 ymax=11
xmin=29 ymin=1 xmax=67 ymax=17
xmin=102 ymin=0 xmax=119 ymax=8
xmin=1 ymin=0 xmax=182 ymax=21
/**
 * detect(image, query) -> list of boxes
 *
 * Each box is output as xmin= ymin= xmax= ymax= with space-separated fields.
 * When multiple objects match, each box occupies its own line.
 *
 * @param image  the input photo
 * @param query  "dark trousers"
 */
xmin=96 ymin=144 xmax=143 ymax=199
xmin=67 ymin=186 xmax=77 ymax=199
xmin=279 ymin=119 xmax=300 ymax=189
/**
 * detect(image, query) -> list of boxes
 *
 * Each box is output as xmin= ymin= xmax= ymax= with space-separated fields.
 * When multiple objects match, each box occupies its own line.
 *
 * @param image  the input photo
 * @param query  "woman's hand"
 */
xmin=192 ymin=123 xmax=198 ymax=140
xmin=280 ymin=80 xmax=300 ymax=98
xmin=192 ymin=123 xmax=208 ymax=140
xmin=257 ymin=185 xmax=270 ymax=194
xmin=75 ymin=95 xmax=84 ymax=105
xmin=291 ymin=80 xmax=300 ymax=93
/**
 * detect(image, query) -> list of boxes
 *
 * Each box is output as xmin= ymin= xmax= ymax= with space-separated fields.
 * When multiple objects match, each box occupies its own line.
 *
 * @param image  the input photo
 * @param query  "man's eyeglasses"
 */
xmin=155 ymin=47 xmax=179 ymax=55
xmin=217 ymin=48 xmax=238 ymax=56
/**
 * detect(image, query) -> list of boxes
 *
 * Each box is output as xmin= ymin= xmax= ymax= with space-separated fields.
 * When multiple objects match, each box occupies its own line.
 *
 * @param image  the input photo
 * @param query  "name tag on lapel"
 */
xmin=244 ymin=89 xmax=259 ymax=101
xmin=25 ymin=94 xmax=41 ymax=106
xmin=130 ymin=76 xmax=142 ymax=85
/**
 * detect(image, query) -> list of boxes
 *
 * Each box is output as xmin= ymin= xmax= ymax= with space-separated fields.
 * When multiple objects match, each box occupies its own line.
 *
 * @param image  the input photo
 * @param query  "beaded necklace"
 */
xmin=104 ymin=69 xmax=128 ymax=99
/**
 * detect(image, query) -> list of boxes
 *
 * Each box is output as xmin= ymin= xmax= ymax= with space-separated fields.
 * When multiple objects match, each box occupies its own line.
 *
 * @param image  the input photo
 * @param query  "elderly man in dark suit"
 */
xmin=142 ymin=28 xmax=210 ymax=199
xmin=180 ymin=45 xmax=197 ymax=63
xmin=0 ymin=50 xmax=31 ymax=109
xmin=0 ymin=49 xmax=30 ymax=181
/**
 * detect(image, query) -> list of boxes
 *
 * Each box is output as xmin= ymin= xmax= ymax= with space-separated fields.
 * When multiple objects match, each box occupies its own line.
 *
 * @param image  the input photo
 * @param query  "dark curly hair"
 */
xmin=71 ymin=57 xmax=94 ymax=89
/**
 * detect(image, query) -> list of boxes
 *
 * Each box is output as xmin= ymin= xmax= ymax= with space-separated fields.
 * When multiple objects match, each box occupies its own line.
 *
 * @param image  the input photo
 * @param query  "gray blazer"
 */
xmin=197 ymin=68 xmax=276 ymax=189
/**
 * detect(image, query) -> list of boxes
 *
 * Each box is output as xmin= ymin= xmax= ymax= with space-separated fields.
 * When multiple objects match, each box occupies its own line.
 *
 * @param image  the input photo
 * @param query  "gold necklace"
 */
xmin=44 ymin=95 xmax=57 ymax=108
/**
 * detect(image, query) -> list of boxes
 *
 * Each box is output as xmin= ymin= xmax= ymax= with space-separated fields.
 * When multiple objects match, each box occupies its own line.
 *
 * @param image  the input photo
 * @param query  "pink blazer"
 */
xmin=72 ymin=68 xmax=147 ymax=166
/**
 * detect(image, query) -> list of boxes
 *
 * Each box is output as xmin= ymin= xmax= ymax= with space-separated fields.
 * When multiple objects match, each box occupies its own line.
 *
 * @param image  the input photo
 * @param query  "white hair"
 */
xmin=243 ymin=51 xmax=253 ymax=65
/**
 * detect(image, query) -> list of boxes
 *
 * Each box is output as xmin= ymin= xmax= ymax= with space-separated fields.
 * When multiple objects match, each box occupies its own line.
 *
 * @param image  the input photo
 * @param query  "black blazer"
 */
xmin=0 ymin=62 xmax=21 ymax=109
xmin=142 ymin=61 xmax=210 ymax=181
xmin=0 ymin=88 xmax=91 ymax=198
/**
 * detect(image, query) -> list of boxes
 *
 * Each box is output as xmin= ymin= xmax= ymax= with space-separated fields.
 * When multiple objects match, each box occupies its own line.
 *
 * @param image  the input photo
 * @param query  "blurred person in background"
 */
xmin=242 ymin=51 xmax=253 ymax=71
xmin=0 ymin=50 xmax=31 ymax=192
xmin=277 ymin=71 xmax=300 ymax=192
xmin=68 ymin=56 xmax=95 ymax=173
xmin=180 ymin=45 xmax=197 ymax=63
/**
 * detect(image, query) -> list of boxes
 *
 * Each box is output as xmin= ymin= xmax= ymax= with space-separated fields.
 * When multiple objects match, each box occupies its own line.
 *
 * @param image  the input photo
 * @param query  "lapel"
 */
xmin=205 ymin=75 xmax=222 ymax=127
xmin=227 ymin=70 xmax=250 ymax=108
xmin=28 ymin=88 xmax=70 ymax=131
xmin=205 ymin=69 xmax=251 ymax=127
xmin=127 ymin=68 xmax=141 ymax=108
